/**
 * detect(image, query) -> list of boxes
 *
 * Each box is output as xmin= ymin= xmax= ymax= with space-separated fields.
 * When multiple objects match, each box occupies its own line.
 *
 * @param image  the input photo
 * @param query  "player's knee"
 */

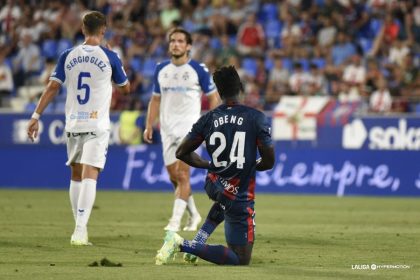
xmin=175 ymin=169 xmax=189 ymax=184
xmin=238 ymin=254 xmax=251 ymax=265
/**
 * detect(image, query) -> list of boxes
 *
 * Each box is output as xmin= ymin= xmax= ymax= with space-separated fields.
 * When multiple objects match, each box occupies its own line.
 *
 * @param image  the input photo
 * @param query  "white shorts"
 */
xmin=161 ymin=134 xmax=183 ymax=166
xmin=65 ymin=130 xmax=110 ymax=170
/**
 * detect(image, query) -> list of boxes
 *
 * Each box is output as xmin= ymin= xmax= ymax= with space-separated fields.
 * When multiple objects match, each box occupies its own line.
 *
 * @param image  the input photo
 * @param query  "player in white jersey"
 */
xmin=144 ymin=28 xmax=220 ymax=232
xmin=27 ymin=11 xmax=130 ymax=245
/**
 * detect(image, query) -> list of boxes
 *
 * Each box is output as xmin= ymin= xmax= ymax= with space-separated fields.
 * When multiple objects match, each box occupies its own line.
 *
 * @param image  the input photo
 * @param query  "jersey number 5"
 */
xmin=209 ymin=131 xmax=246 ymax=169
xmin=77 ymin=72 xmax=91 ymax=105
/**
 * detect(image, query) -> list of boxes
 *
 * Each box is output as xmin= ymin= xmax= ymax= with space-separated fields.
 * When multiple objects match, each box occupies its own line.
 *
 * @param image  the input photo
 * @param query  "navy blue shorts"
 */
xmin=204 ymin=178 xmax=255 ymax=245
xmin=224 ymin=200 xmax=255 ymax=245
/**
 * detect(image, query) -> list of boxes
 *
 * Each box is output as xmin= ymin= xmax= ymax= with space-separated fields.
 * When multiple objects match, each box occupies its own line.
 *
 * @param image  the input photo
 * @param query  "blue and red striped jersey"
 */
xmin=186 ymin=103 xmax=272 ymax=202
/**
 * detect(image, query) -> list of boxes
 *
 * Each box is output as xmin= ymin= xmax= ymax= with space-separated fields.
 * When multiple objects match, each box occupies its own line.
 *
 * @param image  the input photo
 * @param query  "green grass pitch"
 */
xmin=0 ymin=189 xmax=418 ymax=280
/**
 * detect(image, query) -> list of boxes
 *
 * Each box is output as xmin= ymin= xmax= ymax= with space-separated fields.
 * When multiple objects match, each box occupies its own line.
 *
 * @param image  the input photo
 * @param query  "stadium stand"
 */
xmin=0 ymin=0 xmax=418 ymax=114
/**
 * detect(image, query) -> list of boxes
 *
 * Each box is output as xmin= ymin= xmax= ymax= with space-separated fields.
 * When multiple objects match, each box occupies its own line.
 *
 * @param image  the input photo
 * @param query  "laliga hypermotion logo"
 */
xmin=343 ymin=119 xmax=420 ymax=150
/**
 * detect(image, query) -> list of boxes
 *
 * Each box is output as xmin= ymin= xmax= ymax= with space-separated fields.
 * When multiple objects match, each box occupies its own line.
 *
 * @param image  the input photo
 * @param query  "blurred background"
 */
xmin=0 ymin=0 xmax=419 ymax=196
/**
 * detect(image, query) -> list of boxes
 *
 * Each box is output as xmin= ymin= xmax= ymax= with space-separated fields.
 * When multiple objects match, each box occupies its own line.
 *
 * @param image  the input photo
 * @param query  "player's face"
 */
xmin=169 ymin=32 xmax=191 ymax=59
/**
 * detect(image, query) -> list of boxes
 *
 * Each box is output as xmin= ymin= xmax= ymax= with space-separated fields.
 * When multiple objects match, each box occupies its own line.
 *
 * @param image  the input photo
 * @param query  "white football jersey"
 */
xmin=153 ymin=59 xmax=217 ymax=138
xmin=51 ymin=45 xmax=128 ymax=132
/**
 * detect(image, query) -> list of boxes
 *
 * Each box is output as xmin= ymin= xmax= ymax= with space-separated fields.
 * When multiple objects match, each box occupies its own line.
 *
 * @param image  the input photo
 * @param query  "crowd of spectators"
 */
xmin=0 ymin=0 xmax=419 ymax=114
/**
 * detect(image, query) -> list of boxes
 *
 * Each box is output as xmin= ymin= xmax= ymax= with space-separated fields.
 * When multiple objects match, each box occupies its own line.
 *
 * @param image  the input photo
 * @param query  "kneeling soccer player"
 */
xmin=155 ymin=65 xmax=274 ymax=265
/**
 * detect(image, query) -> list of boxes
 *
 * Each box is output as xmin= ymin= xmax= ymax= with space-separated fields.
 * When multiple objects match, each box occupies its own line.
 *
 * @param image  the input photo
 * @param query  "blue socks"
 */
xmin=192 ymin=202 xmax=225 ymax=243
xmin=181 ymin=242 xmax=239 ymax=265
xmin=180 ymin=202 xmax=240 ymax=265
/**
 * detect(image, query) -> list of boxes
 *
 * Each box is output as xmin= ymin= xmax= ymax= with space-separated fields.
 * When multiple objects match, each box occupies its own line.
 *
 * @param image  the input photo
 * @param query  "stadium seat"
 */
xmin=281 ymin=58 xmax=293 ymax=72
xmin=210 ymin=37 xmax=222 ymax=50
xmin=358 ymin=38 xmax=373 ymax=55
xmin=259 ymin=3 xmax=278 ymax=22
xmin=264 ymin=19 xmax=282 ymax=48
xmin=242 ymin=57 xmax=257 ymax=77
xmin=57 ymin=38 xmax=73 ymax=56
xmin=264 ymin=57 xmax=274 ymax=71
xmin=42 ymin=39 xmax=58 ymax=59
xmin=311 ymin=58 xmax=326 ymax=69
xmin=299 ymin=59 xmax=310 ymax=72
xmin=130 ymin=57 xmax=143 ymax=72
xmin=369 ymin=18 xmax=383 ymax=37
xmin=142 ymin=58 xmax=157 ymax=78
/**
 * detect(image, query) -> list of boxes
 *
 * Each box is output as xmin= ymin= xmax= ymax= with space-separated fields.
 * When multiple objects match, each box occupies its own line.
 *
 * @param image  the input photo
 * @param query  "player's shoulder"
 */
xmin=155 ymin=60 xmax=171 ymax=72
xmin=98 ymin=46 xmax=122 ymax=62
xmin=188 ymin=59 xmax=210 ymax=74
xmin=58 ymin=46 xmax=75 ymax=60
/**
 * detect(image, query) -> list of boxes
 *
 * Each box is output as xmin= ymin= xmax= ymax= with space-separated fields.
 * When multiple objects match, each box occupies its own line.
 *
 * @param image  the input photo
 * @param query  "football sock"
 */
xmin=170 ymin=198 xmax=187 ymax=223
xmin=186 ymin=195 xmax=200 ymax=217
xmin=180 ymin=242 xmax=239 ymax=265
xmin=69 ymin=180 xmax=81 ymax=221
xmin=193 ymin=203 xmax=225 ymax=244
xmin=75 ymin=178 xmax=97 ymax=229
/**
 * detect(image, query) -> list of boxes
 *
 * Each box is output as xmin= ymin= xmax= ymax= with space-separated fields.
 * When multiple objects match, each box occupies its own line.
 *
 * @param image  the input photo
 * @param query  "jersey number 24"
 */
xmin=210 ymin=131 xmax=246 ymax=169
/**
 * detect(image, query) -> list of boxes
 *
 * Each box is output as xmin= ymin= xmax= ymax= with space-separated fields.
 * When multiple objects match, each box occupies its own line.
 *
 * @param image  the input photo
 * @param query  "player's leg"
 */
xmin=69 ymin=163 xmax=82 ymax=221
xmin=227 ymin=243 xmax=253 ymax=265
xmin=164 ymin=161 xmax=188 ymax=232
xmin=180 ymin=161 xmax=202 ymax=231
xmin=156 ymin=231 xmax=240 ymax=265
xmin=183 ymin=202 xmax=225 ymax=263
xmin=224 ymin=202 xmax=255 ymax=265
xmin=71 ymin=131 xmax=108 ymax=245
xmin=66 ymin=132 xmax=84 ymax=239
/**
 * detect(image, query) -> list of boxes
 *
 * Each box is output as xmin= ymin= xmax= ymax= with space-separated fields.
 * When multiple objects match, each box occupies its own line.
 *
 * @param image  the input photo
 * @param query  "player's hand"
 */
xmin=143 ymin=127 xmax=153 ymax=144
xmin=27 ymin=118 xmax=39 ymax=142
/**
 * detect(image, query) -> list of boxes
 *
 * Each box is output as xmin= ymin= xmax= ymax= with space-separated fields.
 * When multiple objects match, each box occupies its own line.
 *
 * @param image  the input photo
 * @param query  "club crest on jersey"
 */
xmin=89 ymin=111 xmax=98 ymax=119
xmin=182 ymin=72 xmax=189 ymax=80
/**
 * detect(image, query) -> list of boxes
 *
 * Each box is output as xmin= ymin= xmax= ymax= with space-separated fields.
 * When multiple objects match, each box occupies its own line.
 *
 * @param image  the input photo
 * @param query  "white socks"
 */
xmin=186 ymin=195 xmax=200 ymax=218
xmin=69 ymin=180 xmax=81 ymax=221
xmin=75 ymin=178 xmax=97 ymax=229
xmin=170 ymin=198 xmax=187 ymax=223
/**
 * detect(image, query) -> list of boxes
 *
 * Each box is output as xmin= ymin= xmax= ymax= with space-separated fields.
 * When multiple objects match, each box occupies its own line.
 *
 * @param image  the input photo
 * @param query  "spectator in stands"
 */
xmin=264 ymin=56 xmax=290 ymax=110
xmin=337 ymin=81 xmax=361 ymax=103
xmin=369 ymin=76 xmax=392 ymax=113
xmin=317 ymin=16 xmax=337 ymax=48
xmin=209 ymin=0 xmax=230 ymax=37
xmin=342 ymin=54 xmax=366 ymax=99
xmin=236 ymin=13 xmax=265 ymax=56
xmin=280 ymin=13 xmax=302 ymax=49
xmin=216 ymin=34 xmax=237 ymax=67
xmin=288 ymin=62 xmax=313 ymax=96
xmin=388 ymin=38 xmax=410 ymax=67
xmin=331 ymin=32 xmax=356 ymax=66
xmin=308 ymin=63 xmax=328 ymax=96
xmin=160 ymin=0 xmax=181 ymax=31
xmin=13 ymin=33 xmax=42 ymax=87
xmin=0 ymin=0 xmax=22 ymax=34
xmin=0 ymin=50 xmax=14 ymax=107
xmin=365 ymin=58 xmax=383 ymax=93
xmin=118 ymin=98 xmax=143 ymax=145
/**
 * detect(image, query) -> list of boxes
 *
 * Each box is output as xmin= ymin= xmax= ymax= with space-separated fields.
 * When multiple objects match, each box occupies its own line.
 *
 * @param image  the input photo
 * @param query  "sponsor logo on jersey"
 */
xmin=90 ymin=111 xmax=98 ymax=119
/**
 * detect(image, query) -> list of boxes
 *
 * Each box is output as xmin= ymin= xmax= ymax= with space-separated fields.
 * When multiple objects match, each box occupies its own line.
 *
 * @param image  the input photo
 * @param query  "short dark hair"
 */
xmin=82 ymin=11 xmax=106 ymax=35
xmin=168 ymin=27 xmax=192 ymax=45
xmin=213 ymin=65 xmax=243 ymax=99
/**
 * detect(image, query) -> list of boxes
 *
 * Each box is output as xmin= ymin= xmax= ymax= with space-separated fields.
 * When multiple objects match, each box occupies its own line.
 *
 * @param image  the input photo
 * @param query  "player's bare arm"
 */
xmin=116 ymin=82 xmax=131 ymax=95
xmin=256 ymin=144 xmax=275 ymax=171
xmin=208 ymin=91 xmax=221 ymax=109
xmin=143 ymin=95 xmax=161 ymax=143
xmin=176 ymin=137 xmax=210 ymax=169
xmin=27 ymin=80 xmax=61 ymax=142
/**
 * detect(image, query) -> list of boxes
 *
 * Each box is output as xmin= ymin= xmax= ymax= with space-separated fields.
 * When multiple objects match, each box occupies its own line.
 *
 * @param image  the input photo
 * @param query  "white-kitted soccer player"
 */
xmin=27 ymin=11 xmax=130 ymax=245
xmin=143 ymin=28 xmax=220 ymax=232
